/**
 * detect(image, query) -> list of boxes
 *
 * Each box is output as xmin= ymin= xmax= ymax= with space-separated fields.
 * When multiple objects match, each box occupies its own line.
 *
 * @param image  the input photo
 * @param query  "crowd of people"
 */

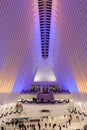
xmin=0 ymin=114 xmax=73 ymax=130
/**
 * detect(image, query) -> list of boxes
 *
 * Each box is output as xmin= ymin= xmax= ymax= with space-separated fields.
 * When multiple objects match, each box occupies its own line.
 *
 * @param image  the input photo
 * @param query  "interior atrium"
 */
xmin=0 ymin=0 xmax=87 ymax=130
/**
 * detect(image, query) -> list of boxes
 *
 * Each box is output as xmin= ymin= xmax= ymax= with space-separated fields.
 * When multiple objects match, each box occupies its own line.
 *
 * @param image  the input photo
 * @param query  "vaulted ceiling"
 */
xmin=0 ymin=0 xmax=87 ymax=94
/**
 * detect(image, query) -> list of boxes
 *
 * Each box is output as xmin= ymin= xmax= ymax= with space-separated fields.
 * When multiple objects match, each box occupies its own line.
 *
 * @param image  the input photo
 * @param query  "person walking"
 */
xmin=38 ymin=121 xmax=41 ymax=130
xmin=58 ymin=124 xmax=61 ymax=130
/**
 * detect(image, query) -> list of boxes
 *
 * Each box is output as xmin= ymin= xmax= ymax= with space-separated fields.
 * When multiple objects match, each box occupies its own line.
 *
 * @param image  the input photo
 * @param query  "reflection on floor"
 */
xmin=0 ymin=114 xmax=85 ymax=130
xmin=0 ymin=93 xmax=87 ymax=130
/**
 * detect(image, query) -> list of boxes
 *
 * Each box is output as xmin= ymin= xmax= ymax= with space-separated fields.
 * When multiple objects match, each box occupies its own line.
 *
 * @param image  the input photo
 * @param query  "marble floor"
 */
xmin=0 ymin=115 xmax=85 ymax=130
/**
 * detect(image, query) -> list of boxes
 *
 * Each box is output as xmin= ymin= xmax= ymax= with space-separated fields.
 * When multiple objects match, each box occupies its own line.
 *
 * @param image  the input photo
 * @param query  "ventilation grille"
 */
xmin=38 ymin=0 xmax=52 ymax=59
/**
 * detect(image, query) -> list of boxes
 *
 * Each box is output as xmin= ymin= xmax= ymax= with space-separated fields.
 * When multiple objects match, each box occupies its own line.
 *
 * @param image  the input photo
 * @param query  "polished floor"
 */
xmin=1 ymin=120 xmax=84 ymax=130
xmin=0 ymin=94 xmax=87 ymax=130
xmin=1 ymin=112 xmax=86 ymax=130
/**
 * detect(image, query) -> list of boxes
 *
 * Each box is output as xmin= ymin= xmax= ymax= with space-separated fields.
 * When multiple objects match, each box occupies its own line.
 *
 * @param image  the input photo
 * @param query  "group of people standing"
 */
xmin=0 ymin=114 xmax=72 ymax=130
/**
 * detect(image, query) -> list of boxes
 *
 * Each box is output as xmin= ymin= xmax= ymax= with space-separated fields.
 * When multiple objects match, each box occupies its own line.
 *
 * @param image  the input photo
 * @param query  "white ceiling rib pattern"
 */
xmin=52 ymin=0 xmax=87 ymax=94
xmin=0 ymin=0 xmax=40 ymax=93
xmin=0 ymin=0 xmax=87 ymax=97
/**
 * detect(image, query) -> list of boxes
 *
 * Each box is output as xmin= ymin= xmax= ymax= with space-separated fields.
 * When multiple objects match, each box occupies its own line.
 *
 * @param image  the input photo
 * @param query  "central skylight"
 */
xmin=38 ymin=0 xmax=52 ymax=59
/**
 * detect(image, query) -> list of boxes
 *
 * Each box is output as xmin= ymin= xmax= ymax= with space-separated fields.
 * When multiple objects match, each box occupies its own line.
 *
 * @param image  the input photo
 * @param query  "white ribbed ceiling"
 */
xmin=51 ymin=0 xmax=87 ymax=93
xmin=0 ymin=0 xmax=87 ymax=94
